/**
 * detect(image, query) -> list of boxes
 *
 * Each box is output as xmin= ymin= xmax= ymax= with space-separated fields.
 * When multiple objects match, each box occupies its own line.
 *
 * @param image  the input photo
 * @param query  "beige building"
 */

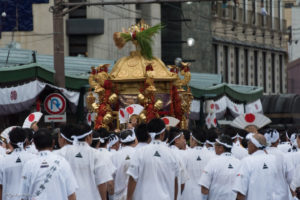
xmin=0 ymin=0 xmax=161 ymax=60
xmin=212 ymin=0 xmax=288 ymax=94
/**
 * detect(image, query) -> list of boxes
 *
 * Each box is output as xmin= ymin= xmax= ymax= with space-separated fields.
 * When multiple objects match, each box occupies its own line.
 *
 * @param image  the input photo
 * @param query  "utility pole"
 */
xmin=52 ymin=0 xmax=65 ymax=88
xmin=51 ymin=0 xmax=206 ymax=88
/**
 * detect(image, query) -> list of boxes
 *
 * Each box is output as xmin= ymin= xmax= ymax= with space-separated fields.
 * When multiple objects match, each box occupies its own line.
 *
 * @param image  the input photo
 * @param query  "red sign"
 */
xmin=44 ymin=93 xmax=66 ymax=115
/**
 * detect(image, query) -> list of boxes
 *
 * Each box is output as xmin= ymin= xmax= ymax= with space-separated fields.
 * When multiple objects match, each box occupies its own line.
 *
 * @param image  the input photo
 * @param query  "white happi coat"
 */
xmin=0 ymin=148 xmax=36 ymax=200
xmin=232 ymin=150 xmax=279 ymax=200
xmin=290 ymin=164 xmax=300 ymax=192
xmin=135 ymin=142 xmax=148 ymax=149
xmin=231 ymin=143 xmax=248 ymax=160
xmin=20 ymin=150 xmax=78 ymax=200
xmin=56 ymin=142 xmax=112 ymax=200
xmin=111 ymin=146 xmax=136 ymax=200
xmin=266 ymin=147 xmax=294 ymax=200
xmin=127 ymin=140 xmax=180 ymax=200
xmin=199 ymin=152 xmax=240 ymax=200
xmin=278 ymin=142 xmax=292 ymax=153
xmin=181 ymin=146 xmax=215 ymax=200
xmin=98 ymin=147 xmax=116 ymax=176
xmin=25 ymin=144 xmax=39 ymax=155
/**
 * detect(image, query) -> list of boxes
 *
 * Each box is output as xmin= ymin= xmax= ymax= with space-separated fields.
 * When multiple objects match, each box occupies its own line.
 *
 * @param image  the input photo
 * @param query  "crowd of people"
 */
xmin=1 ymin=116 xmax=300 ymax=200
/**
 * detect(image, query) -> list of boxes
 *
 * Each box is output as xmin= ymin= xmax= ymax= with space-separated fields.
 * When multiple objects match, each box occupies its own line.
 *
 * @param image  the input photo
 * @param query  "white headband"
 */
xmin=11 ymin=141 xmax=25 ymax=150
xmin=232 ymin=133 xmax=244 ymax=140
xmin=168 ymin=132 xmax=183 ymax=145
xmin=71 ymin=130 xmax=93 ymax=145
xmin=120 ymin=132 xmax=136 ymax=143
xmin=108 ymin=135 xmax=119 ymax=149
xmin=206 ymin=140 xmax=215 ymax=146
xmin=60 ymin=132 xmax=73 ymax=143
xmin=264 ymin=130 xmax=279 ymax=145
xmin=190 ymin=132 xmax=205 ymax=145
xmin=149 ymin=128 xmax=166 ymax=141
xmin=215 ymin=138 xmax=233 ymax=148
xmin=247 ymin=133 xmax=263 ymax=148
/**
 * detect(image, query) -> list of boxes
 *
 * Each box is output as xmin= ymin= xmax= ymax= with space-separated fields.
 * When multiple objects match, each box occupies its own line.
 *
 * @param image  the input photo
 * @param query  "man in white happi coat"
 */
xmin=167 ymin=127 xmax=189 ymax=199
xmin=0 ymin=128 xmax=36 ymax=200
xmin=111 ymin=129 xmax=136 ymax=200
xmin=264 ymin=129 xmax=294 ymax=200
xmin=233 ymin=133 xmax=279 ymax=200
xmin=134 ymin=123 xmax=150 ymax=149
xmin=23 ymin=128 xmax=39 ymax=155
xmin=126 ymin=118 xmax=180 ymax=200
xmin=181 ymin=128 xmax=215 ymax=200
xmin=205 ymin=129 xmax=217 ymax=152
xmin=199 ymin=134 xmax=240 ymax=200
xmin=56 ymin=124 xmax=112 ymax=200
xmin=20 ymin=128 xmax=78 ymax=200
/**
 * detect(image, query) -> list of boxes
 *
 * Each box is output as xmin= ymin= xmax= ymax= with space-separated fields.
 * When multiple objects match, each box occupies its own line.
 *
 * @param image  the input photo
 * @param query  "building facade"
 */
xmin=211 ymin=0 xmax=288 ymax=94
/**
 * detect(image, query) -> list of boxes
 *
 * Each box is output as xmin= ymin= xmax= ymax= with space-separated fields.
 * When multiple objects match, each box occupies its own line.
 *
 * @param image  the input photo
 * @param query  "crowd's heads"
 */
xmin=120 ymin=129 xmax=136 ymax=146
xmin=59 ymin=124 xmax=75 ymax=147
xmin=135 ymin=123 xmax=150 ymax=143
xmin=147 ymin=118 xmax=166 ymax=140
xmin=96 ymin=128 xmax=110 ymax=147
xmin=9 ymin=127 xmax=27 ymax=149
xmin=215 ymin=134 xmax=233 ymax=155
xmin=246 ymin=133 xmax=267 ymax=154
xmin=33 ymin=128 xmax=53 ymax=150
xmin=206 ymin=128 xmax=218 ymax=147
xmin=168 ymin=127 xmax=186 ymax=149
xmin=91 ymin=130 xmax=101 ymax=148
xmin=190 ymin=127 xmax=206 ymax=148
xmin=108 ymin=132 xmax=120 ymax=151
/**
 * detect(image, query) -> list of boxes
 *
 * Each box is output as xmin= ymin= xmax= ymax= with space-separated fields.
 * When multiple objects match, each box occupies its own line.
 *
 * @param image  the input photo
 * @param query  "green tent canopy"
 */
xmin=189 ymin=73 xmax=263 ymax=103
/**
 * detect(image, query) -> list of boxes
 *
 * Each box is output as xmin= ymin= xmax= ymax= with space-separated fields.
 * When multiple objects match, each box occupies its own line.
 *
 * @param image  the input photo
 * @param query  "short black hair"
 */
xmin=191 ymin=127 xmax=206 ymax=145
xmin=60 ymin=124 xmax=76 ymax=143
xmin=96 ymin=128 xmax=110 ymax=147
xmin=135 ymin=123 xmax=149 ymax=143
xmin=217 ymin=134 xmax=233 ymax=152
xmin=168 ymin=127 xmax=182 ymax=146
xmin=91 ymin=130 xmax=100 ymax=148
xmin=182 ymin=129 xmax=190 ymax=141
xmin=120 ymin=129 xmax=135 ymax=146
xmin=23 ymin=128 xmax=34 ymax=142
xmin=33 ymin=128 xmax=53 ymax=150
xmin=147 ymin=118 xmax=166 ymax=139
xmin=206 ymin=128 xmax=218 ymax=143
xmin=9 ymin=127 xmax=27 ymax=149
xmin=72 ymin=124 xmax=92 ymax=142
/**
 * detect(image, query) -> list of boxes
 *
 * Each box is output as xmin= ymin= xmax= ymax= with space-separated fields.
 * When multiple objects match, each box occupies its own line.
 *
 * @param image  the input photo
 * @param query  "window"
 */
xmin=279 ymin=55 xmax=283 ymax=93
xmin=235 ymin=47 xmax=239 ymax=84
xmin=244 ymin=49 xmax=249 ymax=85
xmin=224 ymin=46 xmax=229 ymax=83
xmin=263 ymin=52 xmax=267 ymax=92
xmin=271 ymin=53 xmax=275 ymax=93
xmin=254 ymin=50 xmax=258 ymax=86
xmin=214 ymin=44 xmax=218 ymax=74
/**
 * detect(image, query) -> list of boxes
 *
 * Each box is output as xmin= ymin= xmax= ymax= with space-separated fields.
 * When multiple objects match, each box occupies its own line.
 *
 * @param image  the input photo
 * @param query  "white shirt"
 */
xmin=25 ymin=144 xmax=39 ymax=155
xmin=135 ymin=142 xmax=148 ymax=149
xmin=278 ymin=142 xmax=292 ymax=153
xmin=98 ymin=147 xmax=116 ymax=176
xmin=0 ymin=148 xmax=36 ymax=200
xmin=111 ymin=146 xmax=136 ymax=200
xmin=266 ymin=147 xmax=294 ymax=200
xmin=291 ymin=165 xmax=300 ymax=191
xmin=20 ymin=150 xmax=77 ymax=200
xmin=127 ymin=140 xmax=180 ymax=200
xmin=181 ymin=146 xmax=215 ymax=200
xmin=56 ymin=142 xmax=112 ymax=200
xmin=232 ymin=150 xmax=279 ymax=200
xmin=199 ymin=152 xmax=240 ymax=200
xmin=231 ymin=143 xmax=248 ymax=160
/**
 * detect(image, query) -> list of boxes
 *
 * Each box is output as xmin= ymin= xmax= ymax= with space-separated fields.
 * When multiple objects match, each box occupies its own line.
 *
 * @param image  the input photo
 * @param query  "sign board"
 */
xmin=45 ymin=113 xmax=67 ymax=123
xmin=44 ymin=93 xmax=66 ymax=115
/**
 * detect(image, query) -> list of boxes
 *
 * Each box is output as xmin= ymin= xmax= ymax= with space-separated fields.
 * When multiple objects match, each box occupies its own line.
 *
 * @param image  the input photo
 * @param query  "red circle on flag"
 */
xmin=163 ymin=118 xmax=170 ymax=125
xmin=245 ymin=113 xmax=255 ymax=123
xmin=214 ymin=118 xmax=217 ymax=125
xmin=28 ymin=114 xmax=35 ymax=122
xmin=88 ymin=114 xmax=91 ymax=122
xmin=120 ymin=110 xmax=125 ymax=118
xmin=126 ymin=107 xmax=134 ymax=115
xmin=210 ymin=104 xmax=214 ymax=109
